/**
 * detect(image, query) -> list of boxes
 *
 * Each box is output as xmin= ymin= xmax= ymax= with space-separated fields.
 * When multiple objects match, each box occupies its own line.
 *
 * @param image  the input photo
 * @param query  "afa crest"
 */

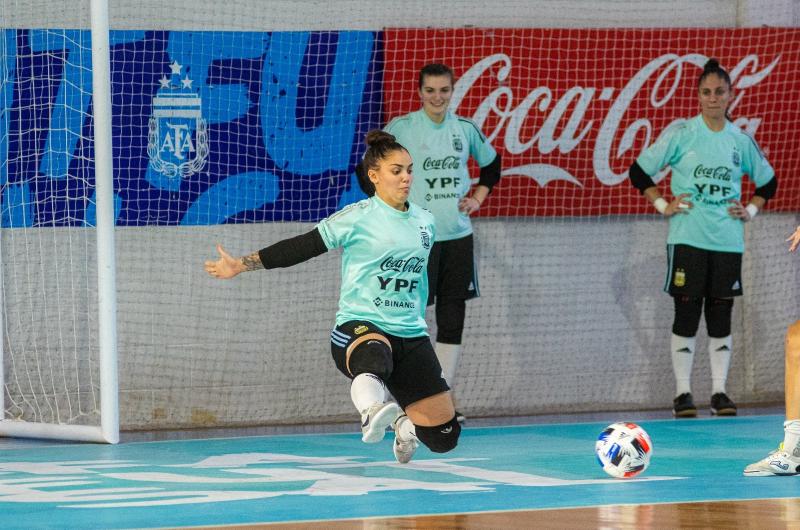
xmin=674 ymin=268 xmax=686 ymax=288
xmin=732 ymin=148 xmax=741 ymax=167
xmin=420 ymin=226 xmax=431 ymax=249
xmin=148 ymin=61 xmax=209 ymax=179
xmin=451 ymin=134 xmax=463 ymax=153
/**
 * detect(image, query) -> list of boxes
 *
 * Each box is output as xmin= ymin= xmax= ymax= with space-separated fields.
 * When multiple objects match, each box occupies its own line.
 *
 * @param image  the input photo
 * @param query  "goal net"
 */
xmin=0 ymin=0 xmax=117 ymax=442
xmin=2 ymin=0 xmax=799 ymax=435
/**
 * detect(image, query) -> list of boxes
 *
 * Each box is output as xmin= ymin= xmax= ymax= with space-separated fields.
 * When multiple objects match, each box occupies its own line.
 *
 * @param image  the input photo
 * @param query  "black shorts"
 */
xmin=330 ymin=320 xmax=450 ymax=410
xmin=664 ymin=244 xmax=743 ymax=298
xmin=427 ymin=234 xmax=479 ymax=306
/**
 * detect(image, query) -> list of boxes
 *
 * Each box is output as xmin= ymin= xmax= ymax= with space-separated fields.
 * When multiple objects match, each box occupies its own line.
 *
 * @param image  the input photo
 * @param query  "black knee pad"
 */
xmin=436 ymin=297 xmax=466 ymax=344
xmin=414 ymin=415 xmax=461 ymax=453
xmin=672 ymin=295 xmax=703 ymax=337
xmin=705 ymin=297 xmax=733 ymax=338
xmin=348 ymin=340 xmax=393 ymax=380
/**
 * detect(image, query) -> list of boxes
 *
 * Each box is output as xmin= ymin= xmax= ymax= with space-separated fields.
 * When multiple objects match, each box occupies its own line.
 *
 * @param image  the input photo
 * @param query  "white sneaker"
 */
xmin=743 ymin=444 xmax=800 ymax=476
xmin=360 ymin=402 xmax=400 ymax=443
xmin=392 ymin=415 xmax=418 ymax=464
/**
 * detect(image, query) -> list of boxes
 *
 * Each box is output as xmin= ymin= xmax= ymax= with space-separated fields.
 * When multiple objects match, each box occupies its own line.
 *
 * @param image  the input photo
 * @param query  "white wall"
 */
xmin=3 ymin=0 xmax=799 ymax=29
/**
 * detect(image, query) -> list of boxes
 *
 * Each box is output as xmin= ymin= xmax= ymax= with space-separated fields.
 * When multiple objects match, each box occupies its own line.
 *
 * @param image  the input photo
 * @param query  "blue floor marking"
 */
xmin=0 ymin=415 xmax=798 ymax=529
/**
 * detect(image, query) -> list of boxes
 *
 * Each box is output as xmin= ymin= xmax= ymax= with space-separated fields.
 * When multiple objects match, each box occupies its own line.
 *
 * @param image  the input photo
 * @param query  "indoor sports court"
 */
xmin=1 ymin=0 xmax=800 ymax=528
xmin=1 ymin=413 xmax=799 ymax=528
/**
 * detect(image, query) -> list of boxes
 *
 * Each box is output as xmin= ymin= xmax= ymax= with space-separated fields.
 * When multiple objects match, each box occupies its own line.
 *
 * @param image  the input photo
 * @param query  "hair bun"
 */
xmin=365 ymin=130 xmax=396 ymax=147
xmin=704 ymin=58 xmax=721 ymax=71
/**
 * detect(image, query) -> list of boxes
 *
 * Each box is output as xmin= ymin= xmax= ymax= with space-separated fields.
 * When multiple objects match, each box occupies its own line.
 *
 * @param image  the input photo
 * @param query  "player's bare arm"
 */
xmin=206 ymin=229 xmax=328 ymax=280
xmin=241 ymin=252 xmax=264 ymax=271
xmin=205 ymin=244 xmax=247 ymax=279
xmin=728 ymin=196 xmax=766 ymax=221
xmin=787 ymin=225 xmax=800 ymax=252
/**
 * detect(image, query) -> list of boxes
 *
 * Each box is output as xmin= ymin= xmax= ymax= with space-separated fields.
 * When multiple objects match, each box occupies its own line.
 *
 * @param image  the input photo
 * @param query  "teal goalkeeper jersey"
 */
xmin=637 ymin=114 xmax=775 ymax=253
xmin=316 ymin=195 xmax=435 ymax=337
xmin=386 ymin=110 xmax=497 ymax=241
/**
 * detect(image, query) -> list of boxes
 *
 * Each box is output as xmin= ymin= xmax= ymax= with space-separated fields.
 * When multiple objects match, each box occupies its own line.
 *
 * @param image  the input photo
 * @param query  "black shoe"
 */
xmin=673 ymin=392 xmax=697 ymax=417
xmin=455 ymin=410 xmax=466 ymax=425
xmin=710 ymin=392 xmax=737 ymax=416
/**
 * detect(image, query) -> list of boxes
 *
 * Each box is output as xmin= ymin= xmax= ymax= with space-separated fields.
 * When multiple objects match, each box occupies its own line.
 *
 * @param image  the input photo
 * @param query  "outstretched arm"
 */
xmin=205 ymin=228 xmax=328 ymax=279
xmin=205 ymin=244 xmax=258 ymax=279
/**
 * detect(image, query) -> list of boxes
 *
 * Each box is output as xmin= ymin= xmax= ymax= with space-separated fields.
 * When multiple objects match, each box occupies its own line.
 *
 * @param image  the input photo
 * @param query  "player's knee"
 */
xmin=704 ymin=297 xmax=733 ymax=338
xmin=349 ymin=340 xmax=393 ymax=380
xmin=436 ymin=298 xmax=466 ymax=344
xmin=414 ymin=416 xmax=461 ymax=453
xmin=672 ymin=295 xmax=703 ymax=337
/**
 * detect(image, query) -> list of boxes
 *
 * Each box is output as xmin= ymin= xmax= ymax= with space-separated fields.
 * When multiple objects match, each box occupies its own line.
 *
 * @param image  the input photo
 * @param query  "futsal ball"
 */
xmin=595 ymin=422 xmax=652 ymax=478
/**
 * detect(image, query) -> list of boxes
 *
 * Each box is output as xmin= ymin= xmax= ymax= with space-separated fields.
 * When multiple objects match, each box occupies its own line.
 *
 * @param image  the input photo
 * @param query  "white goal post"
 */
xmin=0 ymin=0 xmax=118 ymax=443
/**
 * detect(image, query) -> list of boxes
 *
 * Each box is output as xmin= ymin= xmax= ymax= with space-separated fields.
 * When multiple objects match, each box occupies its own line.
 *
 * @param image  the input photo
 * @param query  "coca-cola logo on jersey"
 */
xmin=449 ymin=53 xmax=779 ymax=188
xmin=422 ymin=156 xmax=461 ymax=171
xmin=380 ymin=256 xmax=425 ymax=273
xmin=693 ymin=165 xmax=732 ymax=181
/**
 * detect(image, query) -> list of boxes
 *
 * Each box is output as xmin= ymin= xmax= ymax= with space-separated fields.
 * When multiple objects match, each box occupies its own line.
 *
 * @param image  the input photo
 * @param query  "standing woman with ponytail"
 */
xmin=629 ymin=59 xmax=777 ymax=418
xmin=385 ymin=64 xmax=501 ymax=423
xmin=205 ymin=130 xmax=459 ymax=464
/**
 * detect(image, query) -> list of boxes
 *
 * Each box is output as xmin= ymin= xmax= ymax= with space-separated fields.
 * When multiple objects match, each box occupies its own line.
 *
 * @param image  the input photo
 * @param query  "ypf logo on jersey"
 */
xmin=148 ymin=61 xmax=209 ymax=179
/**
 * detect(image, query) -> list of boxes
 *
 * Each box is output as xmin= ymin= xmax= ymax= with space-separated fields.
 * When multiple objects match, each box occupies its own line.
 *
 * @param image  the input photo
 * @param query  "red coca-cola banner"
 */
xmin=384 ymin=28 xmax=800 ymax=216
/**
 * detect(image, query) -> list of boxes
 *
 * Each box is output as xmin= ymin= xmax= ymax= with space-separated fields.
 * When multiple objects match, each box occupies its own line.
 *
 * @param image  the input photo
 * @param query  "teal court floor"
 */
xmin=0 ymin=414 xmax=798 ymax=529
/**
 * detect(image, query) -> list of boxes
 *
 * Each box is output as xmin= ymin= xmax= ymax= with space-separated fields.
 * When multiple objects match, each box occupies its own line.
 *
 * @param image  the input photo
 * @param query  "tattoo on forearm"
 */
xmin=241 ymin=253 xmax=264 ymax=271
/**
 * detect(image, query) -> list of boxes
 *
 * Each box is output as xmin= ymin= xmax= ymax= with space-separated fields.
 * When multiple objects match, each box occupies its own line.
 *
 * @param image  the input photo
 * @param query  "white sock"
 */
xmin=435 ymin=342 xmax=461 ymax=385
xmin=350 ymin=373 xmax=385 ymax=414
xmin=784 ymin=420 xmax=800 ymax=458
xmin=396 ymin=415 xmax=417 ymax=441
xmin=671 ymin=334 xmax=696 ymax=396
xmin=709 ymin=335 xmax=732 ymax=395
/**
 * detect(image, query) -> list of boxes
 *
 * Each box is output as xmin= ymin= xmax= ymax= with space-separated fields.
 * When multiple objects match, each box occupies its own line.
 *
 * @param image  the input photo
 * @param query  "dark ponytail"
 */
xmin=698 ymin=58 xmax=732 ymax=88
xmin=356 ymin=130 xmax=407 ymax=197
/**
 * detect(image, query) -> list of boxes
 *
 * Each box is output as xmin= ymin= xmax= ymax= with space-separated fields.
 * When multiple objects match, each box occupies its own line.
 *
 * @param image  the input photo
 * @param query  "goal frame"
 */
xmin=0 ymin=0 xmax=119 ymax=444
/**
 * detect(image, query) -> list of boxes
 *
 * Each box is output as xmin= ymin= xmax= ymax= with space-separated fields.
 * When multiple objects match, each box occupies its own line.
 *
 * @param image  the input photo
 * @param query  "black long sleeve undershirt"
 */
xmin=478 ymin=153 xmax=502 ymax=191
xmin=629 ymin=161 xmax=656 ymax=194
xmin=257 ymin=228 xmax=328 ymax=269
xmin=754 ymin=176 xmax=777 ymax=202
xmin=629 ymin=159 xmax=778 ymax=204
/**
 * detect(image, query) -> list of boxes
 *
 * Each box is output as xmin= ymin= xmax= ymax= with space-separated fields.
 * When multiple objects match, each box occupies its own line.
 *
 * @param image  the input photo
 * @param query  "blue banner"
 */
xmin=1 ymin=29 xmax=382 ymax=226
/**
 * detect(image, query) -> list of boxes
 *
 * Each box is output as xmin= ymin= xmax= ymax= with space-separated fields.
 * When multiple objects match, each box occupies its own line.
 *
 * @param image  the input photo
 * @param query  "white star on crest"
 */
xmin=169 ymin=61 xmax=182 ymax=75
xmin=159 ymin=75 xmax=170 ymax=89
xmin=181 ymin=76 xmax=193 ymax=89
